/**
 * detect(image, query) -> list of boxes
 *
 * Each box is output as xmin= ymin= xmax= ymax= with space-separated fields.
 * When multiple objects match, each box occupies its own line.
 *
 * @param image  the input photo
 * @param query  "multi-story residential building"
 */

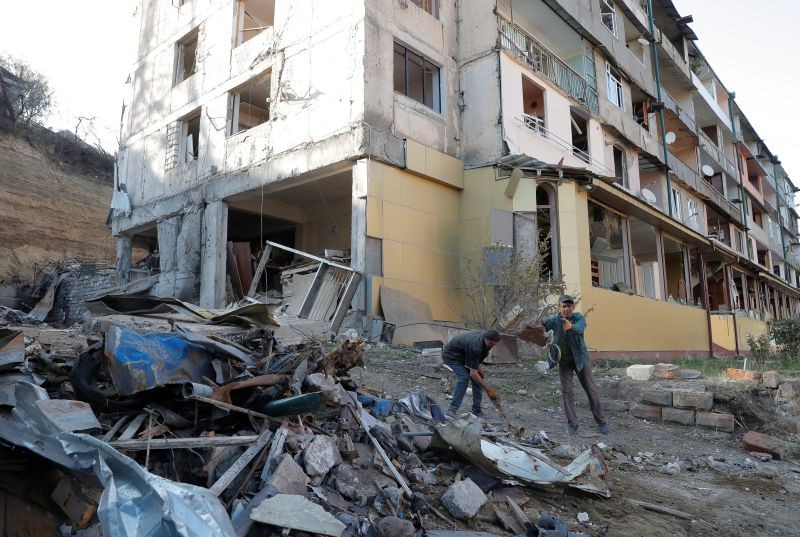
xmin=113 ymin=0 xmax=800 ymax=358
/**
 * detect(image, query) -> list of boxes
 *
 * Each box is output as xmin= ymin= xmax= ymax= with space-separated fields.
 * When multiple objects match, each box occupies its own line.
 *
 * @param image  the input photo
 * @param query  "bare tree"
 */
xmin=0 ymin=54 xmax=53 ymax=129
xmin=451 ymin=236 xmax=566 ymax=332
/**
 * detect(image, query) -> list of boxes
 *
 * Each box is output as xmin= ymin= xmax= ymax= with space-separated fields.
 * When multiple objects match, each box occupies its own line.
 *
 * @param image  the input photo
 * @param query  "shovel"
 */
xmin=490 ymin=396 xmax=525 ymax=438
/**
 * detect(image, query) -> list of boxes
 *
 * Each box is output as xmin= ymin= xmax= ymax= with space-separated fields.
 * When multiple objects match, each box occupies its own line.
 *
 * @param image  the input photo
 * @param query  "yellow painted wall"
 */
xmin=710 ymin=314 xmax=769 ymax=353
xmin=582 ymin=286 xmax=710 ymax=352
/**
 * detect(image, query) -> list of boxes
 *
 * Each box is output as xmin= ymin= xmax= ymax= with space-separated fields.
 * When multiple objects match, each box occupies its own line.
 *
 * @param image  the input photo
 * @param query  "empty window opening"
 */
xmin=670 ymin=187 xmax=681 ymax=219
xmin=180 ymin=112 xmax=200 ymax=163
xmin=751 ymin=206 xmax=763 ymax=228
xmin=633 ymin=99 xmax=650 ymax=129
xmin=688 ymin=248 xmax=703 ymax=307
xmin=629 ymin=216 xmax=661 ymax=299
xmin=600 ymin=0 xmax=617 ymax=37
xmin=589 ymin=201 xmax=629 ymax=290
xmin=606 ymin=64 xmax=624 ymax=109
xmin=757 ymin=249 xmax=768 ymax=267
xmin=701 ymin=126 xmax=719 ymax=147
xmin=235 ymin=0 xmax=275 ymax=46
xmin=522 ymin=77 xmax=546 ymax=134
xmin=663 ymin=235 xmax=688 ymax=304
xmin=409 ymin=0 xmax=439 ymax=18
xmin=229 ymin=72 xmax=271 ymax=135
xmin=613 ymin=145 xmax=628 ymax=188
xmin=748 ymin=174 xmax=760 ymax=189
xmin=570 ymin=109 xmax=589 ymax=163
xmin=175 ymin=30 xmax=199 ymax=85
xmin=535 ymin=186 xmax=558 ymax=279
xmin=705 ymin=260 xmax=726 ymax=310
xmin=393 ymin=42 xmax=441 ymax=112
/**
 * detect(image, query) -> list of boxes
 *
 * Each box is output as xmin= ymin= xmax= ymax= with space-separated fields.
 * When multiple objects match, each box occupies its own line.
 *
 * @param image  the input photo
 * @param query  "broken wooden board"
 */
xmin=379 ymin=287 xmax=442 ymax=346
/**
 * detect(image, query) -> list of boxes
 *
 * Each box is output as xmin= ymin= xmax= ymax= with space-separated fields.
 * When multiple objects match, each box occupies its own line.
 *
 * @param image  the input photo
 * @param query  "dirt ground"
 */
xmin=355 ymin=346 xmax=800 ymax=537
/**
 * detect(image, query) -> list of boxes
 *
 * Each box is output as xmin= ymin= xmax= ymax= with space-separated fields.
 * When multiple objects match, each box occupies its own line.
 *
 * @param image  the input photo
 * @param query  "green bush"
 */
xmin=770 ymin=317 xmax=800 ymax=361
xmin=745 ymin=332 xmax=772 ymax=365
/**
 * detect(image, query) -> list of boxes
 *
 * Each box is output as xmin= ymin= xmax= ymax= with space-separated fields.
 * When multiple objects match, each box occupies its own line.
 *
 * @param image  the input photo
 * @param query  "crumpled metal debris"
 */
xmin=0 ymin=328 xmax=24 ymax=371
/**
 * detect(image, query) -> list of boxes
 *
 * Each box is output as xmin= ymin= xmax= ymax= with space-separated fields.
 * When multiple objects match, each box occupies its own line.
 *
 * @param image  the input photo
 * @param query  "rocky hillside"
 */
xmin=0 ymin=130 xmax=114 ymax=282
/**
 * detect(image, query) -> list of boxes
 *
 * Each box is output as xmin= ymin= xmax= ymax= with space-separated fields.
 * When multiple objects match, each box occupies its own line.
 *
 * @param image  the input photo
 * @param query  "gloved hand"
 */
xmin=486 ymin=388 xmax=499 ymax=401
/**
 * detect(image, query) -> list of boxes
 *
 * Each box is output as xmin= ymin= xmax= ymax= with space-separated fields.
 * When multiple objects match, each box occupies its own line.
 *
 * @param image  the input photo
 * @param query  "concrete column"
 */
xmin=200 ymin=200 xmax=229 ymax=308
xmin=115 ymin=235 xmax=133 ymax=286
xmin=556 ymin=181 xmax=591 ymax=300
xmin=350 ymin=161 xmax=368 ymax=313
xmin=175 ymin=206 xmax=204 ymax=302
xmin=155 ymin=216 xmax=181 ymax=297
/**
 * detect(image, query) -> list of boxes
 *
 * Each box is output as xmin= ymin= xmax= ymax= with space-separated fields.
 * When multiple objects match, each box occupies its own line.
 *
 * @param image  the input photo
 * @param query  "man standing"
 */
xmin=541 ymin=295 xmax=608 ymax=434
xmin=443 ymin=330 xmax=501 ymax=417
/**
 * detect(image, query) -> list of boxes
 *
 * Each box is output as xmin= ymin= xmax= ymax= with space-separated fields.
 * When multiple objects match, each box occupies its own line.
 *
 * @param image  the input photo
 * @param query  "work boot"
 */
xmin=598 ymin=422 xmax=610 ymax=435
xmin=567 ymin=423 xmax=578 ymax=434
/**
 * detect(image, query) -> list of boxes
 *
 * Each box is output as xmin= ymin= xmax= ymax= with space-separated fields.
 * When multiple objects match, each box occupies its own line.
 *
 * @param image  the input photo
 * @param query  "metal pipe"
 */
xmin=646 ymin=0 xmax=673 ymax=217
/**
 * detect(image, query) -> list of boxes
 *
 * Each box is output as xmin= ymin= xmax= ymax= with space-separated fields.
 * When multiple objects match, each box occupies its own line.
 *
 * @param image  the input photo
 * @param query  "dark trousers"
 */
xmin=446 ymin=361 xmax=482 ymax=414
xmin=559 ymin=359 xmax=606 ymax=426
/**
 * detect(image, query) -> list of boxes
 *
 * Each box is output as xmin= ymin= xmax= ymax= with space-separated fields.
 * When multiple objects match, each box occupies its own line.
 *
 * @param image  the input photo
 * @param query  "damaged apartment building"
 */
xmin=113 ymin=0 xmax=800 ymax=358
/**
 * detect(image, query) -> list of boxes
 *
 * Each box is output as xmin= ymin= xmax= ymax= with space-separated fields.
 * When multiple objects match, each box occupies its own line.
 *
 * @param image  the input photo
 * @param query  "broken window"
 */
xmin=629 ymin=216 xmax=661 ymax=299
xmin=751 ymin=206 xmax=763 ymax=228
xmin=688 ymin=248 xmax=704 ymax=306
xmin=175 ymin=29 xmax=199 ymax=85
xmin=600 ymin=0 xmax=617 ymax=37
xmin=409 ymin=0 xmax=439 ymax=18
xmin=606 ymin=64 xmax=624 ymax=109
xmin=582 ymin=40 xmax=598 ymax=90
xmin=235 ymin=0 xmax=275 ymax=46
xmin=571 ymin=109 xmax=589 ymax=163
xmin=393 ymin=42 xmax=441 ymax=112
xmin=633 ymin=99 xmax=650 ymax=129
xmin=522 ymin=76 xmax=546 ymax=135
xmin=613 ymin=146 xmax=628 ymax=188
xmin=687 ymin=198 xmax=699 ymax=230
xmin=670 ymin=187 xmax=681 ymax=219
xmin=228 ymin=72 xmax=271 ymax=135
xmin=734 ymin=229 xmax=745 ymax=254
xmin=589 ymin=201 xmax=629 ymax=290
xmin=535 ymin=186 xmax=558 ymax=278
xmin=662 ymin=235 xmax=688 ymax=304
xmin=180 ymin=112 xmax=200 ymax=163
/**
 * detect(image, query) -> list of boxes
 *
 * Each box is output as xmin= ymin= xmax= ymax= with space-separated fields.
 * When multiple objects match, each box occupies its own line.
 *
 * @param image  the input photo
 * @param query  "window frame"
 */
xmin=393 ymin=41 xmax=442 ymax=113
xmin=409 ymin=0 xmax=440 ymax=20
xmin=687 ymin=197 xmax=699 ymax=230
xmin=612 ymin=145 xmax=628 ymax=188
xmin=588 ymin=199 xmax=632 ymax=289
xmin=605 ymin=64 xmax=624 ymax=109
xmin=174 ymin=29 xmax=199 ymax=86
xmin=600 ymin=0 xmax=618 ymax=38
xmin=670 ymin=187 xmax=682 ymax=220
xmin=179 ymin=112 xmax=201 ymax=164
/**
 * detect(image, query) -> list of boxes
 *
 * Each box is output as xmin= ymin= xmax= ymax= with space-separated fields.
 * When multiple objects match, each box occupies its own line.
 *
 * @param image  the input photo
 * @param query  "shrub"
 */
xmin=770 ymin=317 xmax=800 ymax=361
xmin=745 ymin=332 xmax=772 ymax=366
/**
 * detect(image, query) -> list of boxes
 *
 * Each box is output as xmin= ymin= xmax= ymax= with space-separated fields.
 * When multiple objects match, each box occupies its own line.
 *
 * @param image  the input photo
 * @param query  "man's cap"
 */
xmin=559 ymin=294 xmax=575 ymax=304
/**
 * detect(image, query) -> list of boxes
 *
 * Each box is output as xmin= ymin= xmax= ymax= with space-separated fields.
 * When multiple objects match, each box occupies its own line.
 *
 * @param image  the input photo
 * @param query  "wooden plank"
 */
xmin=226 ymin=242 xmax=245 ymax=299
xmin=116 ymin=413 xmax=147 ymax=442
xmin=209 ymin=429 xmax=272 ymax=496
xmin=260 ymin=424 xmax=288 ymax=483
xmin=232 ymin=242 xmax=254 ymax=296
xmin=100 ymin=415 xmax=131 ymax=442
xmin=110 ymin=435 xmax=260 ymax=451
xmin=247 ymin=245 xmax=272 ymax=297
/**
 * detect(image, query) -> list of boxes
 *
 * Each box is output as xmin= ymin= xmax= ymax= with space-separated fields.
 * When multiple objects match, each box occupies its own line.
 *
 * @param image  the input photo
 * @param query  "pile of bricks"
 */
xmin=630 ymin=385 xmax=735 ymax=433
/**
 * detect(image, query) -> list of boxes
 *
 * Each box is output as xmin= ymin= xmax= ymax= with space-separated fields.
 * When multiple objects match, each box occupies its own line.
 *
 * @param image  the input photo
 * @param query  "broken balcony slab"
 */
xmin=250 ymin=494 xmax=346 ymax=537
xmin=379 ymin=287 xmax=442 ymax=346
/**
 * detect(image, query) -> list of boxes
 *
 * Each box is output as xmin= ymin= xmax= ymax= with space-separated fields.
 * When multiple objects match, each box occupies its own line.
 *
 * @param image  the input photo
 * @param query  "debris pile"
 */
xmin=0 ymin=296 xmax=610 ymax=537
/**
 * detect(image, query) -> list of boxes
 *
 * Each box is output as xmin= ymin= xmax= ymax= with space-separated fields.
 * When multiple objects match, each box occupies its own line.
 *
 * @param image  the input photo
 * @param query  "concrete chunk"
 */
xmin=303 ymin=435 xmax=342 ymax=477
xmin=652 ymin=363 xmax=681 ymax=380
xmin=642 ymin=389 xmax=672 ymax=407
xmin=376 ymin=516 xmax=415 ymax=537
xmin=441 ymin=478 xmax=487 ymax=519
xmin=251 ymin=494 xmax=345 ymax=537
xmin=662 ymin=407 xmax=695 ymax=425
xmin=672 ymin=390 xmax=713 ymax=411
xmin=779 ymin=381 xmax=800 ymax=399
xmin=268 ymin=454 xmax=309 ymax=495
xmin=777 ymin=417 xmax=800 ymax=434
xmin=626 ymin=364 xmax=654 ymax=381
xmin=762 ymin=371 xmax=782 ymax=389
xmin=696 ymin=412 xmax=735 ymax=433
xmin=742 ymin=431 xmax=786 ymax=460
xmin=630 ymin=402 xmax=662 ymax=421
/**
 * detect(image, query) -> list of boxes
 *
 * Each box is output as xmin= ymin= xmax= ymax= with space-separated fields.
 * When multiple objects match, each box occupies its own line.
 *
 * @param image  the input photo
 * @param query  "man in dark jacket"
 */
xmin=541 ymin=295 xmax=608 ymax=434
xmin=443 ymin=330 xmax=501 ymax=417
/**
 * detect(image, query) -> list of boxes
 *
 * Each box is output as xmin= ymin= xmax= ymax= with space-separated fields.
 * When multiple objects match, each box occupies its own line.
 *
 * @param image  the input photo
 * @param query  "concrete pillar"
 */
xmin=200 ymin=200 xmax=228 ymax=308
xmin=115 ymin=235 xmax=133 ymax=286
xmin=556 ymin=181 xmax=591 ymax=301
xmin=155 ymin=216 xmax=181 ymax=297
xmin=175 ymin=206 xmax=204 ymax=302
xmin=351 ymin=161 xmax=367 ymax=313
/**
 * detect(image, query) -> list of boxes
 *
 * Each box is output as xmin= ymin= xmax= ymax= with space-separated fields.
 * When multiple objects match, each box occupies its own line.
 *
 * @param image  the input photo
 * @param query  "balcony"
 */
xmin=661 ymin=87 xmax=695 ymax=132
xmin=497 ymin=14 xmax=599 ymax=115
xmin=667 ymin=149 xmax=742 ymax=225
xmin=519 ymin=114 xmax=614 ymax=176
xmin=697 ymin=129 xmax=737 ymax=177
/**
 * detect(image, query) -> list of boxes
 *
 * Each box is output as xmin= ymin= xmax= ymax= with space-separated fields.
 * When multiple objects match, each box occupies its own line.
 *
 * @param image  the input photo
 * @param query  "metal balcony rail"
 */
xmin=696 ymin=129 xmax=737 ymax=177
xmin=497 ymin=14 xmax=599 ymax=115
xmin=666 ymin=149 xmax=742 ymax=224
xmin=518 ymin=114 xmax=614 ymax=176
xmin=660 ymin=87 xmax=696 ymax=132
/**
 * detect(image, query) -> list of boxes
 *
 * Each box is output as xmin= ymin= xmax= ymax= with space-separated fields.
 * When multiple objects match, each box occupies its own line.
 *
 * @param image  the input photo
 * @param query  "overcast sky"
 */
xmin=0 ymin=0 xmax=797 ymax=186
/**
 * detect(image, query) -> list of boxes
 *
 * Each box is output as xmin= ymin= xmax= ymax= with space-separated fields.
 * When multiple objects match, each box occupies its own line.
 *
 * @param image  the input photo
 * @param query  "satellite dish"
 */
xmin=641 ymin=188 xmax=657 ymax=204
xmin=665 ymin=132 xmax=677 ymax=144
xmin=701 ymin=164 xmax=715 ymax=177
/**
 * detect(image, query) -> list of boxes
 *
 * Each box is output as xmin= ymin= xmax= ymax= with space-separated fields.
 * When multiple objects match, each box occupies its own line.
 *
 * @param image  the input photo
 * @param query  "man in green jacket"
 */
xmin=541 ymin=295 xmax=608 ymax=435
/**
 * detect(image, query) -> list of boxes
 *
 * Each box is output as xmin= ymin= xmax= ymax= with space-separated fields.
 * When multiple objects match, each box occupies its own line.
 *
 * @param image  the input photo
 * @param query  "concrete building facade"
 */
xmin=115 ymin=0 xmax=800 ymax=357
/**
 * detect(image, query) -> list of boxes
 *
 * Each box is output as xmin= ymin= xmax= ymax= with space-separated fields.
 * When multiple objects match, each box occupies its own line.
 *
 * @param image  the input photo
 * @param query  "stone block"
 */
xmin=762 ymin=371 xmax=782 ymax=389
xmin=727 ymin=368 xmax=761 ymax=382
xmin=672 ymin=390 xmax=714 ymax=411
xmin=630 ymin=402 xmax=662 ymax=421
xmin=779 ymin=381 xmax=800 ymax=399
xmin=376 ymin=516 xmax=415 ymax=537
xmin=777 ymin=416 xmax=800 ymax=434
xmin=268 ymin=454 xmax=310 ymax=495
xmin=251 ymin=494 xmax=346 ymax=537
xmin=742 ymin=431 xmax=786 ymax=460
xmin=441 ymin=478 xmax=487 ymax=519
xmin=662 ymin=407 xmax=695 ymax=425
xmin=642 ymin=389 xmax=672 ymax=407
xmin=626 ymin=364 xmax=654 ymax=381
xmin=303 ymin=435 xmax=342 ymax=477
xmin=652 ymin=363 xmax=681 ymax=380
xmin=696 ymin=412 xmax=735 ymax=433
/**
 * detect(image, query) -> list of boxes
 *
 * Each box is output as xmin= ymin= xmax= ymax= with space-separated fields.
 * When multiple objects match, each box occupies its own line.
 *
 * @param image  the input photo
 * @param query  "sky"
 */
xmin=0 ymin=1 xmax=797 ymax=184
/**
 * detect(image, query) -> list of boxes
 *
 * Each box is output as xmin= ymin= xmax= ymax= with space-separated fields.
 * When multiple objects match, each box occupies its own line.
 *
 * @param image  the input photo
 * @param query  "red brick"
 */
xmin=642 ymin=389 xmax=672 ymax=406
xmin=630 ymin=403 xmax=662 ymax=421
xmin=696 ymin=412 xmax=735 ymax=433
xmin=662 ymin=407 xmax=695 ymax=425
xmin=672 ymin=390 xmax=713 ymax=411
xmin=727 ymin=368 xmax=761 ymax=381
xmin=653 ymin=364 xmax=681 ymax=380
xmin=742 ymin=431 xmax=786 ymax=460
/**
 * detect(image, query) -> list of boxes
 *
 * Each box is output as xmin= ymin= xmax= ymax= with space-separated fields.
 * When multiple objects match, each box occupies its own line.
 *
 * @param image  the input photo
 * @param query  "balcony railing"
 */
xmin=661 ymin=87 xmax=695 ymax=132
xmin=697 ymin=129 xmax=737 ymax=177
xmin=497 ymin=14 xmax=599 ymax=115
xmin=667 ymin=149 xmax=742 ymax=224
xmin=518 ymin=115 xmax=614 ymax=176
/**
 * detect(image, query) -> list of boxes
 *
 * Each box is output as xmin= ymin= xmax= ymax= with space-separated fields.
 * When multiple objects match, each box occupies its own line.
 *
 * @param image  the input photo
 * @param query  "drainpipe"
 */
xmin=646 ymin=0 xmax=673 ymax=217
xmin=772 ymin=160 xmax=789 ymax=281
xmin=727 ymin=93 xmax=750 ymax=259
